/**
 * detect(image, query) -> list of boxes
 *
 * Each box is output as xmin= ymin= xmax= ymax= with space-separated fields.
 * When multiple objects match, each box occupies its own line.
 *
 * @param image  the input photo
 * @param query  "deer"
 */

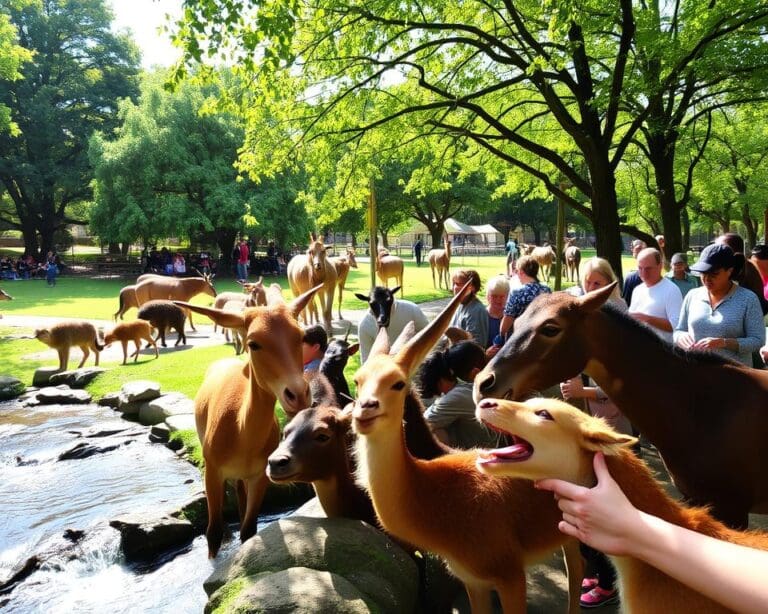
xmin=33 ymin=321 xmax=104 ymax=371
xmin=104 ymin=320 xmax=159 ymax=364
xmin=0 ymin=287 xmax=12 ymax=318
xmin=427 ymin=236 xmax=452 ymax=290
xmin=114 ymin=284 xmax=139 ymax=321
xmin=134 ymin=271 xmax=217 ymax=332
xmin=350 ymin=282 xmax=582 ymax=614
xmin=328 ymin=247 xmax=358 ymax=319
xmin=286 ymin=232 xmax=337 ymax=332
xmin=475 ymin=396 xmax=768 ymax=614
xmin=376 ymin=248 xmax=405 ymax=296
xmin=531 ymin=244 xmax=557 ymax=281
xmin=173 ymin=283 xmax=321 ymax=558
xmin=563 ymin=238 xmax=581 ymax=284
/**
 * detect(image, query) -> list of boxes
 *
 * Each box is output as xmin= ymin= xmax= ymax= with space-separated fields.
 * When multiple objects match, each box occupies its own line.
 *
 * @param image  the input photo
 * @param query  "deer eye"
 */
xmin=391 ymin=381 xmax=406 ymax=391
xmin=540 ymin=325 xmax=560 ymax=338
xmin=315 ymin=433 xmax=331 ymax=442
xmin=535 ymin=409 xmax=554 ymax=421
xmin=248 ymin=341 xmax=261 ymax=351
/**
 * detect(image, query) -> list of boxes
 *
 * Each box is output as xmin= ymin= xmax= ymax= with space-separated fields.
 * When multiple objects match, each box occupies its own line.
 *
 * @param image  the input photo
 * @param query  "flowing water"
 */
xmin=0 ymin=401 xmax=274 ymax=613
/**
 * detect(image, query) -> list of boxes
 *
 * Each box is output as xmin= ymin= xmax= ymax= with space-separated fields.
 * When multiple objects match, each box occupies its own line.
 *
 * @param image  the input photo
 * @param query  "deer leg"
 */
xmin=58 ymin=347 xmax=68 ymax=372
xmin=562 ymin=539 xmax=584 ymax=614
xmin=235 ymin=479 xmax=247 ymax=520
xmin=240 ymin=473 xmax=269 ymax=543
xmin=187 ymin=309 xmax=196 ymax=332
xmin=146 ymin=335 xmax=159 ymax=359
xmin=431 ymin=265 xmax=436 ymax=288
xmin=465 ymin=583 xmax=493 ymax=614
xmin=121 ymin=340 xmax=129 ymax=364
xmin=77 ymin=345 xmax=89 ymax=369
xmin=203 ymin=468 xmax=226 ymax=558
xmin=496 ymin=572 xmax=527 ymax=614
xmin=337 ymin=284 xmax=343 ymax=320
xmin=131 ymin=339 xmax=141 ymax=362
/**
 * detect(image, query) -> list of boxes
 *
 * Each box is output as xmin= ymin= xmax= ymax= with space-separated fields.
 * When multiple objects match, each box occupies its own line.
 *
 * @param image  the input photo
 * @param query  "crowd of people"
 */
xmin=1 ymin=251 xmax=61 ymax=285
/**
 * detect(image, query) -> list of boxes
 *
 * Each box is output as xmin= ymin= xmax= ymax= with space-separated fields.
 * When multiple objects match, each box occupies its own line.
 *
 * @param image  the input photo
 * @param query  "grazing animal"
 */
xmin=351 ymin=283 xmax=581 ymax=614
xmin=286 ymin=233 xmax=337 ymax=331
xmin=104 ymin=320 xmax=158 ymax=364
xmin=476 ymin=396 xmax=768 ymax=614
xmin=136 ymin=300 xmax=187 ymax=347
xmin=114 ymin=284 xmax=139 ymax=321
xmin=376 ymin=249 xmax=404 ymax=295
xmin=173 ymin=284 xmax=321 ymax=557
xmin=34 ymin=321 xmax=103 ymax=371
xmin=212 ymin=278 xmax=267 ymax=337
xmin=0 ymin=287 xmax=12 ymax=318
xmin=134 ymin=273 xmax=216 ymax=332
xmin=563 ymin=239 xmax=581 ymax=284
xmin=474 ymin=282 xmax=768 ymax=529
xmin=427 ymin=237 xmax=451 ymax=290
xmin=329 ymin=248 xmax=358 ymax=319
xmin=319 ymin=325 xmax=359 ymax=408
xmin=531 ymin=244 xmax=556 ymax=281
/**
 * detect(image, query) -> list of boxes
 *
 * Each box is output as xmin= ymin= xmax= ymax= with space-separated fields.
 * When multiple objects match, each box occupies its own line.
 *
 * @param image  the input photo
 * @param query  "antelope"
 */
xmin=563 ymin=238 xmax=581 ymax=284
xmin=34 ymin=321 xmax=104 ymax=371
xmin=475 ymin=397 xmax=768 ymax=614
xmin=531 ymin=244 xmax=556 ymax=281
xmin=173 ymin=284 xmax=320 ymax=558
xmin=329 ymin=248 xmax=358 ymax=319
xmin=134 ymin=272 xmax=217 ymax=332
xmin=104 ymin=320 xmax=158 ymax=364
xmin=376 ymin=248 xmax=404 ymax=296
xmin=211 ymin=278 xmax=267 ymax=337
xmin=350 ymin=282 xmax=581 ymax=614
xmin=114 ymin=284 xmax=139 ymax=321
xmin=427 ymin=237 xmax=451 ymax=290
xmin=286 ymin=232 xmax=337 ymax=332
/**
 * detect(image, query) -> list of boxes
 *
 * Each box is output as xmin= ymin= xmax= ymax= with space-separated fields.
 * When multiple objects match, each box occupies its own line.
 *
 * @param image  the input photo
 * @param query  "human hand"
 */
xmin=559 ymin=377 xmax=583 ymax=400
xmin=692 ymin=337 xmax=724 ymax=351
xmin=534 ymin=452 xmax=643 ymax=556
xmin=675 ymin=333 xmax=695 ymax=349
xmin=628 ymin=311 xmax=649 ymax=324
xmin=486 ymin=345 xmax=501 ymax=359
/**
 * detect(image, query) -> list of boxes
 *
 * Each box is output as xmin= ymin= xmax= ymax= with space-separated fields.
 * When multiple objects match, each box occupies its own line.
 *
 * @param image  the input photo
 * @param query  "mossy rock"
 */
xmin=0 ymin=375 xmax=25 ymax=400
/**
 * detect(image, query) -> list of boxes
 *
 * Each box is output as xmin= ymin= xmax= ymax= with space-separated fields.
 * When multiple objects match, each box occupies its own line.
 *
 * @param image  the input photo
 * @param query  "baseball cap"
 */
xmin=670 ymin=253 xmax=687 ymax=266
xmin=690 ymin=244 xmax=736 ymax=273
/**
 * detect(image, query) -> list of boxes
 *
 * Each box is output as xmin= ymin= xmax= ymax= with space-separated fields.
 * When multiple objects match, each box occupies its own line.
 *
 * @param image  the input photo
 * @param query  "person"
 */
xmin=716 ymin=232 xmax=768 ymax=316
xmin=413 ymin=237 xmax=423 ymax=267
xmin=536 ymin=452 xmax=768 ymax=614
xmin=665 ymin=252 xmax=700 ymax=298
xmin=416 ymin=340 xmax=498 ymax=449
xmin=674 ymin=243 xmax=764 ymax=367
xmin=500 ymin=255 xmax=551 ymax=338
xmin=161 ymin=247 xmax=173 ymax=275
xmin=266 ymin=241 xmax=279 ymax=276
xmin=559 ymin=256 xmax=633 ymax=607
xmin=357 ymin=291 xmax=429 ymax=363
xmin=655 ymin=234 xmax=667 ymax=270
xmin=236 ymin=238 xmax=250 ymax=282
xmin=302 ymin=325 xmax=328 ymax=373
xmin=621 ymin=239 xmax=646 ymax=305
xmin=505 ymin=236 xmax=518 ymax=276
xmin=173 ymin=252 xmax=186 ymax=276
xmin=45 ymin=251 xmax=57 ymax=287
xmin=628 ymin=247 xmax=682 ymax=342
xmin=198 ymin=251 xmax=211 ymax=275
xmin=750 ymin=244 xmax=768 ymax=301
xmin=448 ymin=269 xmax=489 ymax=347
xmin=485 ymin=275 xmax=510 ymax=359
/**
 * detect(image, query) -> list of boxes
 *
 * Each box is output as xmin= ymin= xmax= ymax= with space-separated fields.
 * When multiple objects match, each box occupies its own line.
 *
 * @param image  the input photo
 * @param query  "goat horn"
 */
xmin=343 ymin=321 xmax=352 ymax=343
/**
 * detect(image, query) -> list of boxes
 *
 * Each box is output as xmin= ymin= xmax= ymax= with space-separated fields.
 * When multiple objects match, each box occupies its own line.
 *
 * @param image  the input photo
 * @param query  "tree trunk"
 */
xmin=588 ymin=157 xmax=625 ymax=284
xmin=21 ymin=222 xmax=39 ymax=260
xmin=216 ymin=228 xmax=238 ymax=276
xmin=428 ymin=225 xmax=443 ymax=249
xmin=681 ymin=208 xmax=691 ymax=252
xmin=647 ymin=136 xmax=683 ymax=261
xmin=108 ymin=242 xmax=121 ymax=254
xmin=380 ymin=231 xmax=389 ymax=249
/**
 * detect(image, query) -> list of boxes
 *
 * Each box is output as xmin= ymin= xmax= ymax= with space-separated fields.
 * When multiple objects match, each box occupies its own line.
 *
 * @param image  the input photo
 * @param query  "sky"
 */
xmin=108 ymin=0 xmax=182 ymax=69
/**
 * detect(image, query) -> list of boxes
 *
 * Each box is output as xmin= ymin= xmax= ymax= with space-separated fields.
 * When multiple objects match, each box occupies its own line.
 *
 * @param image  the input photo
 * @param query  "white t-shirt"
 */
xmin=358 ymin=299 xmax=429 ymax=362
xmin=629 ymin=277 xmax=682 ymax=342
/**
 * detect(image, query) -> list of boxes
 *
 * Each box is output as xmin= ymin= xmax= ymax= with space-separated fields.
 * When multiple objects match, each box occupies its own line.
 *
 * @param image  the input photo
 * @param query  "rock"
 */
xmin=165 ymin=414 xmax=196 ymax=433
xmin=97 ymin=392 xmax=121 ymax=408
xmin=138 ymin=392 xmax=193 ymax=426
xmin=48 ymin=367 xmax=105 ymax=388
xmin=0 ymin=556 xmax=41 ymax=594
xmin=120 ymin=380 xmax=161 ymax=403
xmin=32 ymin=367 xmax=61 ymax=387
xmin=204 ymin=516 xmax=418 ymax=613
xmin=173 ymin=492 xmax=209 ymax=532
xmin=0 ymin=375 xmax=25 ymax=400
xmin=35 ymin=386 xmax=92 ymax=405
xmin=109 ymin=513 xmax=195 ymax=563
xmin=150 ymin=422 xmax=171 ymax=442
xmin=292 ymin=496 xmax=327 ymax=518
xmin=206 ymin=567 xmax=375 ymax=614
xmin=57 ymin=441 xmax=127 ymax=461
xmin=115 ymin=396 xmax=144 ymax=415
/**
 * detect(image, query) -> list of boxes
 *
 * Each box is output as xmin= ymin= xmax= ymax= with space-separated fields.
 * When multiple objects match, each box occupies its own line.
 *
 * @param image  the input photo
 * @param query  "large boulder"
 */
xmin=97 ymin=392 xmax=121 ymax=408
xmin=0 ymin=375 xmax=25 ymax=400
xmin=204 ymin=516 xmax=418 ymax=614
xmin=48 ymin=367 xmax=105 ymax=388
xmin=109 ymin=513 xmax=196 ymax=563
xmin=120 ymin=380 xmax=161 ymax=403
xmin=165 ymin=414 xmax=196 ymax=433
xmin=205 ymin=567 xmax=375 ymax=614
xmin=32 ymin=367 xmax=61 ymax=387
xmin=35 ymin=386 xmax=92 ymax=405
xmin=138 ymin=392 xmax=193 ymax=426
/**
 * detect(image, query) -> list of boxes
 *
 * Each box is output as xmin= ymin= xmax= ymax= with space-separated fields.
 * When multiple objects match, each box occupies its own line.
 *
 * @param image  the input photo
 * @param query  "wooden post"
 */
xmin=368 ymin=179 xmax=377 ymax=289
xmin=554 ymin=185 xmax=566 ymax=291
xmin=764 ymin=209 xmax=768 ymax=244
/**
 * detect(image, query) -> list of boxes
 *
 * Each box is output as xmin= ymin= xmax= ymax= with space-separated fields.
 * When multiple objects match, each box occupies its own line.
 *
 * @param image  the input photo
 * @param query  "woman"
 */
xmin=500 ymin=255 xmax=551 ymax=338
xmin=485 ymin=275 xmax=509 ymax=358
xmin=448 ymin=269 xmax=489 ymax=348
xmin=674 ymin=243 xmax=764 ymax=367
xmin=559 ymin=257 xmax=632 ymax=607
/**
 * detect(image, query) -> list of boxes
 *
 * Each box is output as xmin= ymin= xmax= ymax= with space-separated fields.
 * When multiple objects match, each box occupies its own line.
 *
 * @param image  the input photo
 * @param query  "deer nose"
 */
xmin=477 ymin=372 xmax=496 ymax=395
xmin=268 ymin=455 xmax=290 ymax=470
xmin=359 ymin=399 xmax=379 ymax=410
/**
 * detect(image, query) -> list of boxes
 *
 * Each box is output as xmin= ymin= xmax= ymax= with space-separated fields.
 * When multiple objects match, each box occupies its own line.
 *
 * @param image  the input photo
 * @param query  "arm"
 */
xmin=357 ymin=317 xmax=375 ymax=363
xmin=500 ymin=314 xmax=515 ymax=338
xmin=673 ymin=292 xmax=694 ymax=349
xmin=537 ymin=453 xmax=768 ymax=614
xmin=630 ymin=312 xmax=674 ymax=332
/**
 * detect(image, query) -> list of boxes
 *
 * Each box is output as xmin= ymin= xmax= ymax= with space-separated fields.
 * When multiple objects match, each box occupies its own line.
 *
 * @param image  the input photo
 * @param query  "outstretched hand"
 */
xmin=535 ymin=452 xmax=643 ymax=556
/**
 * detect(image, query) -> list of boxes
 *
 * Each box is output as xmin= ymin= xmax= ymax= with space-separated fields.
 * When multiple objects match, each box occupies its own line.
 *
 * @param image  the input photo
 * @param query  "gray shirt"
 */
xmin=449 ymin=296 xmax=489 ymax=348
xmin=424 ymin=381 xmax=499 ymax=449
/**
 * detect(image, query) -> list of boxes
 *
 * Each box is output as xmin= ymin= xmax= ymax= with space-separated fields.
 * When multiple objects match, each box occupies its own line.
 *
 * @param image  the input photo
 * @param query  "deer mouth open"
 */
xmin=476 ymin=428 xmax=534 ymax=466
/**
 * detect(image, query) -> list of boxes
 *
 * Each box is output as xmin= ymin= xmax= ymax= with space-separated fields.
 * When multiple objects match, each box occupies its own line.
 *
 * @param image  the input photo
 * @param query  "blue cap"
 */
xmin=690 ymin=244 xmax=736 ymax=273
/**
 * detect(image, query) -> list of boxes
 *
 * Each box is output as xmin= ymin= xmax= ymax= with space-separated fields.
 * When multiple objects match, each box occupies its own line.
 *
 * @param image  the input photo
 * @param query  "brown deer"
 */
xmin=350 ymin=282 xmax=581 ymax=614
xmin=476 ymin=397 xmax=768 ymax=614
xmin=114 ymin=284 xmax=139 ymax=321
xmin=173 ymin=283 xmax=321 ymax=557
xmin=563 ymin=238 xmax=581 ymax=284
xmin=104 ymin=320 xmax=158 ymax=364
xmin=34 ymin=321 xmax=104 ymax=371
xmin=375 ymin=248 xmax=404 ymax=296
xmin=427 ymin=236 xmax=452 ymax=290
xmin=134 ymin=272 xmax=217 ymax=332
xmin=0 ymin=287 xmax=12 ymax=318
xmin=531 ymin=244 xmax=556 ymax=281
xmin=329 ymin=247 xmax=358 ymax=319
xmin=286 ymin=233 xmax=337 ymax=331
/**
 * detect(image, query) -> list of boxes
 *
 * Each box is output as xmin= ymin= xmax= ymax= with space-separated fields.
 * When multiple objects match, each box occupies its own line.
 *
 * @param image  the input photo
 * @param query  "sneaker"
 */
xmin=581 ymin=577 xmax=599 ymax=592
xmin=580 ymin=586 xmax=619 ymax=608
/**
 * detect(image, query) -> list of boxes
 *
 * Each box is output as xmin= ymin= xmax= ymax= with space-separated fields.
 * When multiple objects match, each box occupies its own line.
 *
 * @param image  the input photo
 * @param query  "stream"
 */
xmin=0 ymin=400 xmax=275 ymax=613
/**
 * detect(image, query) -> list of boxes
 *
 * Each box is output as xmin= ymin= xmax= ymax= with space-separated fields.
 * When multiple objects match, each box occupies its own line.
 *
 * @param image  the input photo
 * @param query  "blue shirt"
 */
xmin=674 ymin=284 xmax=765 ymax=366
xmin=504 ymin=281 xmax=552 ymax=319
xmin=665 ymin=271 xmax=700 ymax=298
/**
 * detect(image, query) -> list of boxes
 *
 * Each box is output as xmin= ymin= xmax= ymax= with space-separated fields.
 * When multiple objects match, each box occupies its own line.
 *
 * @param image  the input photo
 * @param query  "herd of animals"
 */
xmin=7 ymin=235 xmax=768 ymax=613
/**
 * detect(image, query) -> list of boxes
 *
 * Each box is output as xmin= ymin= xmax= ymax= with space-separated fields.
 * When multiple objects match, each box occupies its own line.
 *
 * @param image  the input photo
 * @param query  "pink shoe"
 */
xmin=581 ymin=577 xmax=599 ymax=592
xmin=580 ymin=586 xmax=619 ymax=608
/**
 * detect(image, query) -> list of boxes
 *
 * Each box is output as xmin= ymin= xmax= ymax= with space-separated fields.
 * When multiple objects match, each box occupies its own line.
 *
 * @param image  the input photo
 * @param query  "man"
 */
xmin=665 ymin=253 xmax=700 ymax=298
xmin=302 ymin=325 xmax=328 ymax=373
xmin=628 ymin=247 xmax=682 ymax=342
xmin=449 ymin=269 xmax=489 ymax=347
xmin=236 ymin=238 xmax=250 ymax=282
xmin=413 ymin=237 xmax=423 ymax=267
xmin=621 ymin=239 xmax=646 ymax=305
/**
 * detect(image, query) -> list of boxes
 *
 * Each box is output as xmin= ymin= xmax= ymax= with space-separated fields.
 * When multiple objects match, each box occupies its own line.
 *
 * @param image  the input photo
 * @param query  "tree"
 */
xmin=0 ymin=0 xmax=34 ymax=135
xmin=0 ymin=0 xmax=140 ymax=258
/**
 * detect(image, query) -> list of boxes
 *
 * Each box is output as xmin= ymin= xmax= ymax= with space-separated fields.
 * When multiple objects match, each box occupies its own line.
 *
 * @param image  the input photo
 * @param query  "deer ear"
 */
xmin=347 ymin=343 xmax=360 ymax=356
xmin=389 ymin=321 xmax=415 ymax=355
xmin=368 ymin=326 xmax=391 ymax=360
xmin=174 ymin=301 xmax=245 ymax=329
xmin=390 ymin=286 xmax=401 ymax=295
xmin=576 ymin=282 xmax=617 ymax=312
xmin=287 ymin=283 xmax=323 ymax=319
xmin=354 ymin=293 xmax=370 ymax=303
xmin=581 ymin=423 xmax=638 ymax=454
